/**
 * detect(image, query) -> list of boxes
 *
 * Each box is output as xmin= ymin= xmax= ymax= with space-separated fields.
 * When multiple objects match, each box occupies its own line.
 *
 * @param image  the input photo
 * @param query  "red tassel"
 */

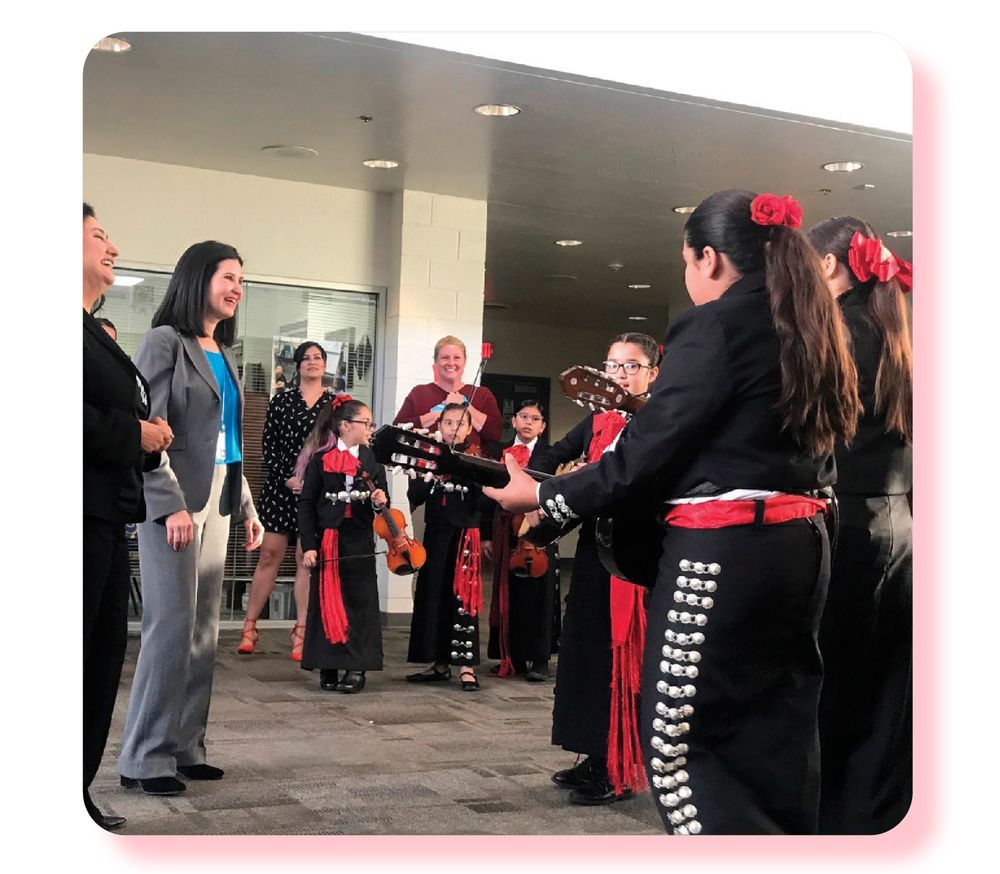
xmin=453 ymin=528 xmax=482 ymax=616
xmin=489 ymin=511 xmax=516 ymax=677
xmin=607 ymin=576 xmax=648 ymax=796
xmin=319 ymin=529 xmax=349 ymax=644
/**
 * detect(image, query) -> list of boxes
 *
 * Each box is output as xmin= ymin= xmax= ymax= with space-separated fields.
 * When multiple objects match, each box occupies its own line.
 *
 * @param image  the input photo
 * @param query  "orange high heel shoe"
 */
xmin=236 ymin=618 xmax=258 ymax=654
xmin=290 ymin=623 xmax=306 ymax=662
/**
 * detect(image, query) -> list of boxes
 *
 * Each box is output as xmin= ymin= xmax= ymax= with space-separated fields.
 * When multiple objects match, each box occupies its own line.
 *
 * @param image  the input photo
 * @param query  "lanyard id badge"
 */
xmin=216 ymin=384 xmax=227 ymax=462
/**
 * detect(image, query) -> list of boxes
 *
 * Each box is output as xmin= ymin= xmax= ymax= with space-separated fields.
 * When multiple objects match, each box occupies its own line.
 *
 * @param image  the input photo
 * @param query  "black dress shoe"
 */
xmin=337 ymin=670 xmax=366 ymax=693
xmin=320 ymin=669 xmax=341 ymax=691
xmin=568 ymin=776 xmax=633 ymax=806
xmin=525 ymin=661 xmax=550 ymax=682
xmin=552 ymin=756 xmax=597 ymax=788
xmin=177 ymin=763 xmax=224 ymax=780
xmin=405 ymin=666 xmax=451 ymax=682
xmin=120 ymin=775 xmax=186 ymax=795
xmin=95 ymin=813 xmax=127 ymax=831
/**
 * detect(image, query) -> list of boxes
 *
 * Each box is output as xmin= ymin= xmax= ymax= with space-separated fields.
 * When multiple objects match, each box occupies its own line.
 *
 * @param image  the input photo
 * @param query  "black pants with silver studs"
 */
xmin=640 ymin=514 xmax=830 ymax=835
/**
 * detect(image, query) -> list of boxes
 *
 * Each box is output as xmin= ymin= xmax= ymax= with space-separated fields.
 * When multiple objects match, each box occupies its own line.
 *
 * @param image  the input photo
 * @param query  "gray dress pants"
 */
xmin=118 ymin=464 xmax=232 ymax=779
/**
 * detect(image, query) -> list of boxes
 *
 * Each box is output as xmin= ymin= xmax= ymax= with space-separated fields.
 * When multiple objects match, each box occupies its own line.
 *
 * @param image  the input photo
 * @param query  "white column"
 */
xmin=376 ymin=190 xmax=487 ymax=623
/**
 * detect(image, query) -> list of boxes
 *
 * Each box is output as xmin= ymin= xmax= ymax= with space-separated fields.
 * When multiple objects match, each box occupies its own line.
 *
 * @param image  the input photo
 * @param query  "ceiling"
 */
xmin=83 ymin=32 xmax=912 ymax=331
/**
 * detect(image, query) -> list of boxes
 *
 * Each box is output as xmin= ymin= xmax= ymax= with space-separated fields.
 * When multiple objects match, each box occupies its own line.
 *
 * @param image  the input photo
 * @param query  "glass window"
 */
xmin=102 ymin=269 xmax=381 ymax=626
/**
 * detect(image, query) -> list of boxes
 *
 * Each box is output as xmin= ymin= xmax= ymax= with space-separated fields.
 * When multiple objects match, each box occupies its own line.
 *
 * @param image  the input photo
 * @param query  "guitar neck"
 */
xmin=448 ymin=452 xmax=552 ymax=488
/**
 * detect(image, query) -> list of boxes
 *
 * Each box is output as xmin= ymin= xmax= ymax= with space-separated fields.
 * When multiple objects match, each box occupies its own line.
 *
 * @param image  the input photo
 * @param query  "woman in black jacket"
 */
xmin=807 ymin=216 xmax=913 ymax=834
xmin=486 ymin=189 xmax=861 ymax=834
xmin=83 ymin=202 xmax=171 ymax=829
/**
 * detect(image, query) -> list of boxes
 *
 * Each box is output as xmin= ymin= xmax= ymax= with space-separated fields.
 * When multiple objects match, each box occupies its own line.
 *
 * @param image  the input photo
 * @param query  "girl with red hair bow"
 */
xmin=808 ymin=215 xmax=913 ymax=834
xmin=296 ymin=396 xmax=388 ymax=694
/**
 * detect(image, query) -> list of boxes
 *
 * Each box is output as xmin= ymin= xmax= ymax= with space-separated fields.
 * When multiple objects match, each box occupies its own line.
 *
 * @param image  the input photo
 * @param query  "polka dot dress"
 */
xmin=258 ymin=388 xmax=332 ymax=535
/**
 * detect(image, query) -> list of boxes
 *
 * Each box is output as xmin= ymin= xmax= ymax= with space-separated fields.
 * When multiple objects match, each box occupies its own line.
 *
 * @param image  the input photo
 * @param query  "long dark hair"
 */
xmin=294 ymin=398 xmax=367 ymax=481
xmin=608 ymin=331 xmax=661 ymax=367
xmin=291 ymin=341 xmax=327 ymax=387
xmin=685 ymin=189 xmax=860 ymax=458
xmin=807 ymin=215 xmax=912 ymax=443
xmin=151 ymin=240 xmax=243 ymax=346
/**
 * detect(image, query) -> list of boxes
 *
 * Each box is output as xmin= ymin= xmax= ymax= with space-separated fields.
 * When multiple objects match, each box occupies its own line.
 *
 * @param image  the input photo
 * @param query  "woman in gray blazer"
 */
xmin=118 ymin=240 xmax=264 ymax=796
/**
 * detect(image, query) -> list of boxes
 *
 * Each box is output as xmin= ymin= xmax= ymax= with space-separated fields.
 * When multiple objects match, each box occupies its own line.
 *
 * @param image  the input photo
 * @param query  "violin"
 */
xmin=508 ymin=513 xmax=550 ymax=578
xmin=358 ymin=470 xmax=427 ymax=575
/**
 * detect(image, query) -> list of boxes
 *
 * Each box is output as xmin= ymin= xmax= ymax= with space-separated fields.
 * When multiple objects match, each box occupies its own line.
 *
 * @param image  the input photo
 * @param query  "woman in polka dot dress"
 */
xmin=237 ymin=341 xmax=332 ymax=659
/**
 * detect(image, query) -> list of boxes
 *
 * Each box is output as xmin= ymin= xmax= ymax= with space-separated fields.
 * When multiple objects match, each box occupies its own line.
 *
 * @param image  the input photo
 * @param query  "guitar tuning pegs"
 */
xmin=423 ymin=472 xmax=434 ymax=483
xmin=406 ymin=469 xmax=417 ymax=480
xmin=399 ymin=422 xmax=413 ymax=430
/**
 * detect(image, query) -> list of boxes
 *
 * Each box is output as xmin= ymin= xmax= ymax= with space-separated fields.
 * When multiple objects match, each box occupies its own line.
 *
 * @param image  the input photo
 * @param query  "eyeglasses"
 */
xmin=346 ymin=419 xmax=376 ymax=429
xmin=603 ymin=361 xmax=651 ymax=375
xmin=515 ymin=413 xmax=543 ymax=423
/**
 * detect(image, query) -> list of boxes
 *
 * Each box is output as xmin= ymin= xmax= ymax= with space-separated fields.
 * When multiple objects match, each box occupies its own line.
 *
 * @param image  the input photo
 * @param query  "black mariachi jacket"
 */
xmin=834 ymin=285 xmax=912 ymax=496
xmin=481 ymin=437 xmax=553 ymax=540
xmin=538 ymin=272 xmax=837 ymax=518
xmin=407 ymin=460 xmax=490 ymax=534
xmin=297 ymin=444 xmax=388 ymax=553
xmin=83 ymin=309 xmax=160 ymax=523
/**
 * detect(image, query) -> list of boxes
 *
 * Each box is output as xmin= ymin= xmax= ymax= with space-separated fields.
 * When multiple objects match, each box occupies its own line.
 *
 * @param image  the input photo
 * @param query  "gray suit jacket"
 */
xmin=134 ymin=325 xmax=257 ymax=523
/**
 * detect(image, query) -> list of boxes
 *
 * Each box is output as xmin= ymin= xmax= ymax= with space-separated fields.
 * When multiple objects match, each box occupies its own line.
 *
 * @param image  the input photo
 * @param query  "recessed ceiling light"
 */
xmin=854 ymin=183 xmax=877 ymax=191
xmin=628 ymin=284 xmax=652 ymax=290
xmin=112 ymin=275 xmax=143 ymax=287
xmin=886 ymin=230 xmax=913 ymax=238
xmin=93 ymin=37 xmax=132 ymax=53
xmin=555 ymin=239 xmax=583 ymax=247
xmin=362 ymin=158 xmax=400 ymax=169
xmin=818 ymin=188 xmax=832 ymax=195
xmin=823 ymin=161 xmax=865 ymax=172
xmin=627 ymin=315 xmax=649 ymax=321
xmin=260 ymin=145 xmax=318 ymax=159
xmin=672 ymin=206 xmax=697 ymax=215
xmin=474 ymin=104 xmax=522 ymax=117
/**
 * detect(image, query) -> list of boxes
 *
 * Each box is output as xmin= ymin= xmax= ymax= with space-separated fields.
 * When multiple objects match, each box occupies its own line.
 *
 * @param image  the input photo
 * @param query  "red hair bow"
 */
xmin=848 ymin=232 xmax=913 ymax=292
xmin=750 ymin=193 xmax=803 ymax=229
xmin=330 ymin=393 xmax=354 ymax=410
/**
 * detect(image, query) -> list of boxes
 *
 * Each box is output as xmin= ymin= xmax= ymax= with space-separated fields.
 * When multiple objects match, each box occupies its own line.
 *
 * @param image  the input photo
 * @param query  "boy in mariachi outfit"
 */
xmin=405 ymin=403 xmax=492 ymax=691
xmin=485 ymin=401 xmax=560 ymax=681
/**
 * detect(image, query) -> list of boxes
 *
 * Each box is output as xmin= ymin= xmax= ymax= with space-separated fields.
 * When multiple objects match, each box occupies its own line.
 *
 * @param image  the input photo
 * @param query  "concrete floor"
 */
xmin=92 ymin=593 xmax=663 ymax=835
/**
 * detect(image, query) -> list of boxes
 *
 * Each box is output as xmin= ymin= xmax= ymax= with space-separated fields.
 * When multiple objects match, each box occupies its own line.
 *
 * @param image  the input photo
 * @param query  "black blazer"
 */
xmin=834 ymin=285 xmax=912 ymax=495
xmin=297 ymin=445 xmax=388 ymax=553
xmin=539 ymin=272 xmax=837 ymax=518
xmin=482 ymin=438 xmax=552 ymax=536
xmin=83 ymin=310 xmax=158 ymax=523
xmin=408 ymin=473 xmax=489 ymax=532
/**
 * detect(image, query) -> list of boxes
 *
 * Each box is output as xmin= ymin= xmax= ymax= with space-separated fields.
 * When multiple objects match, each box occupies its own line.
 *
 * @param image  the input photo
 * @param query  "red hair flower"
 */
xmin=330 ymin=393 xmax=354 ymax=410
xmin=750 ymin=193 xmax=803 ymax=229
xmin=848 ymin=232 xmax=913 ymax=292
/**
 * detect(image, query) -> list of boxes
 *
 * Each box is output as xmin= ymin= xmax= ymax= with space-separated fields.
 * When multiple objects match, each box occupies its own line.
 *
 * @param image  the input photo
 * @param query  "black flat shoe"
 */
xmin=405 ymin=666 xmax=451 ymax=683
xmin=568 ymin=774 xmax=633 ymax=806
xmin=525 ymin=661 xmax=550 ymax=682
xmin=552 ymin=756 xmax=597 ymax=788
xmin=177 ymin=763 xmax=224 ymax=780
xmin=459 ymin=670 xmax=480 ymax=691
xmin=337 ymin=670 xmax=366 ymax=693
xmin=120 ymin=775 xmax=186 ymax=796
xmin=320 ymin=669 xmax=341 ymax=691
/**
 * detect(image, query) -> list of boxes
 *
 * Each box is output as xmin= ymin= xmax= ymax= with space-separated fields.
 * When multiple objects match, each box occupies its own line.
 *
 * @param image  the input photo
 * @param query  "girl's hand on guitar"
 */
xmin=370 ymin=488 xmax=388 ymax=509
xmin=482 ymin=540 xmax=493 ymax=562
xmin=302 ymin=550 xmax=318 ymax=569
xmin=525 ymin=510 xmax=543 ymax=529
xmin=483 ymin=455 xmax=541 ymax=512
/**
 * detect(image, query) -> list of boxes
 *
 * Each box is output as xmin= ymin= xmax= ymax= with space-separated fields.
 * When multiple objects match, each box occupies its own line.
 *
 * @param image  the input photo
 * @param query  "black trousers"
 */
xmin=83 ymin=516 xmax=131 ymax=811
xmin=640 ymin=515 xmax=829 ymax=835
xmin=818 ymin=493 xmax=912 ymax=834
xmin=551 ymin=533 xmax=612 ymax=757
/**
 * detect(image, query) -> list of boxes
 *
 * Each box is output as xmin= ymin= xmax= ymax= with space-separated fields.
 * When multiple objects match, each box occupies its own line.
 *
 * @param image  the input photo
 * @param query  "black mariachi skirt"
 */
xmin=640 ymin=515 xmax=829 ymax=835
xmin=818 ymin=493 xmax=912 ymax=834
xmin=407 ymin=513 xmax=480 ymax=667
xmin=300 ymin=517 xmax=383 ymax=672
xmin=551 ymin=528 xmax=612 ymax=757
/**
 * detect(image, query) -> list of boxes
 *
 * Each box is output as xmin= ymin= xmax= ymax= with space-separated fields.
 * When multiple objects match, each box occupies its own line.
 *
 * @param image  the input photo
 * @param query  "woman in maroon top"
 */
xmin=393 ymin=335 xmax=502 ymax=455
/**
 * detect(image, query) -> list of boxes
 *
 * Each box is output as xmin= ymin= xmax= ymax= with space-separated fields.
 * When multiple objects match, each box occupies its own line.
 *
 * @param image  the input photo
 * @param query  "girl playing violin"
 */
xmin=405 ymin=403 xmax=491 ymax=691
xmin=296 ymin=397 xmax=388 ymax=694
xmin=485 ymin=401 xmax=560 ymax=682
